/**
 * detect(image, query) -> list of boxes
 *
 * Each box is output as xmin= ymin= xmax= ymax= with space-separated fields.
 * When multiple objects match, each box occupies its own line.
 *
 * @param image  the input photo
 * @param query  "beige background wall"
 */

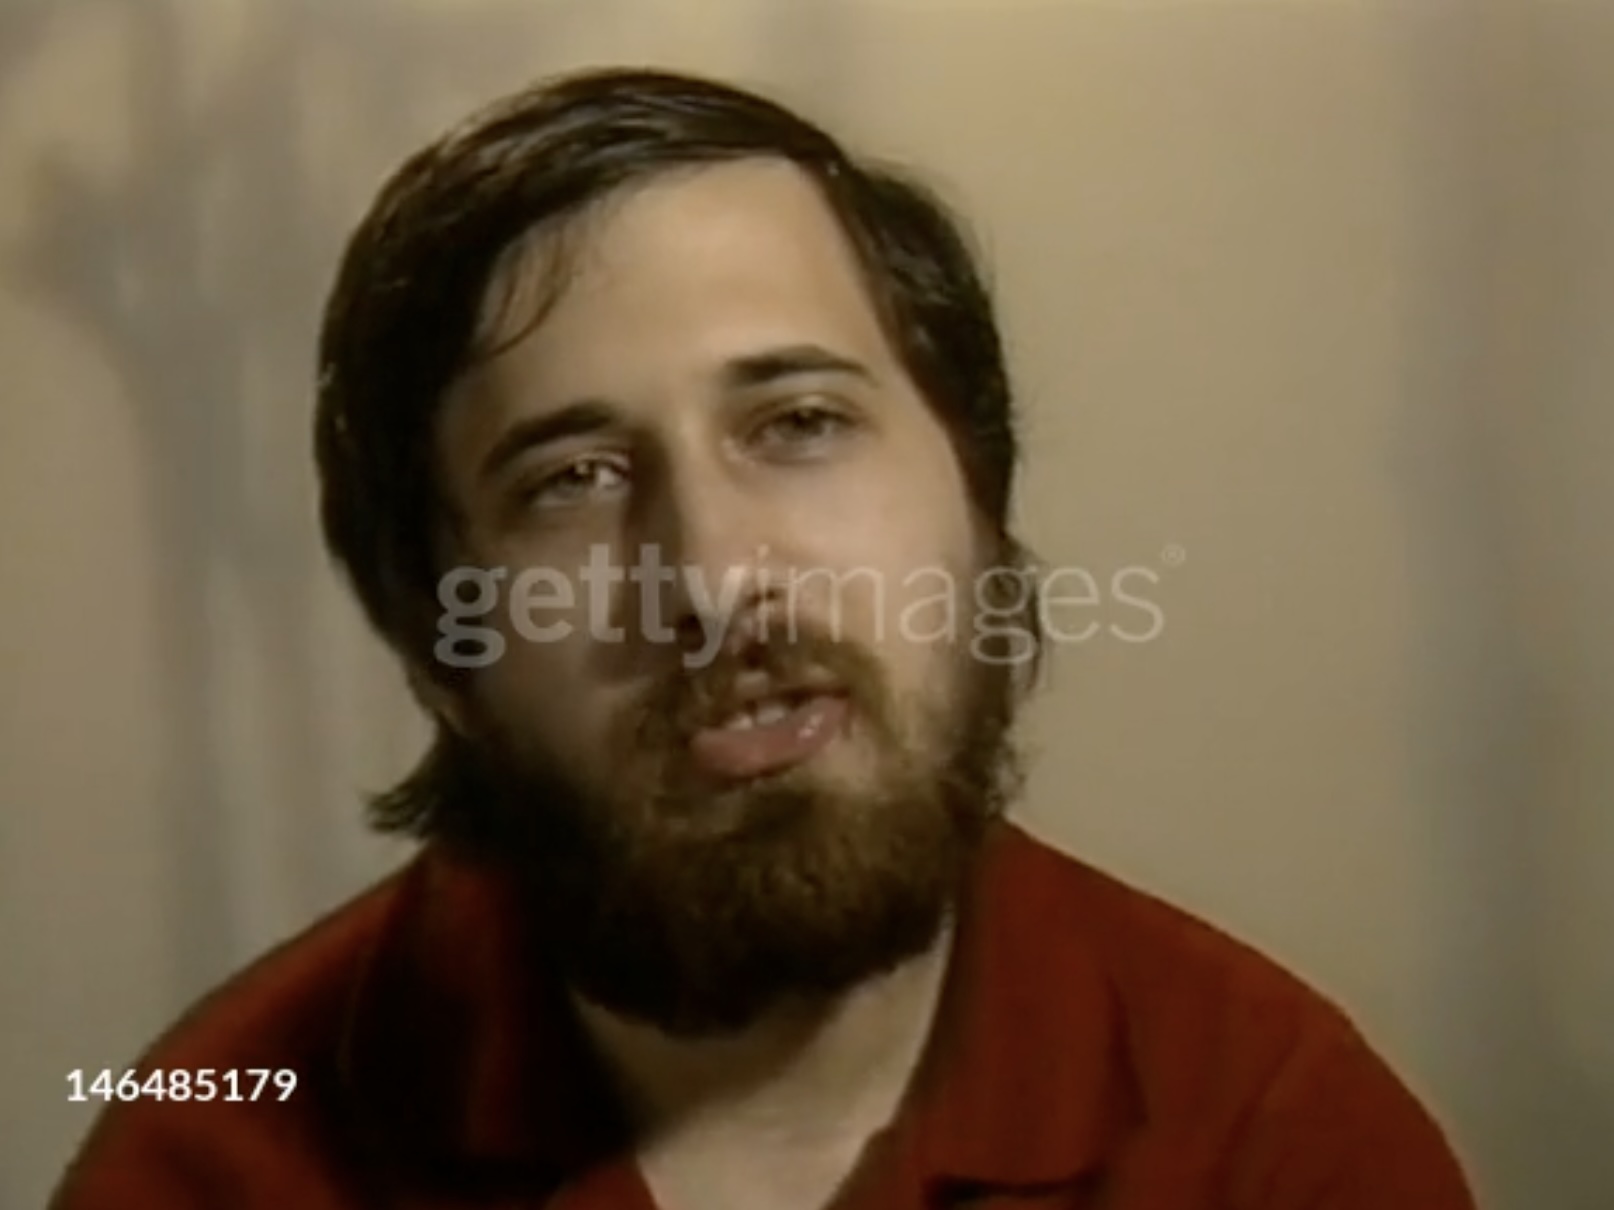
xmin=2 ymin=1 xmax=1610 ymax=1207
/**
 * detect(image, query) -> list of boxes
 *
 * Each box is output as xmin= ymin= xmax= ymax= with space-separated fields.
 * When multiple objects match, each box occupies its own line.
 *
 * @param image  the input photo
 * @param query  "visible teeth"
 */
xmin=719 ymin=696 xmax=797 ymax=730
xmin=753 ymin=700 xmax=792 ymax=726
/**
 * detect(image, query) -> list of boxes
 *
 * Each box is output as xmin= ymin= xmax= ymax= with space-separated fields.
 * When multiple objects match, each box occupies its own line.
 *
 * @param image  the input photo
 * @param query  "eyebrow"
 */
xmin=478 ymin=399 xmax=620 ymax=482
xmin=476 ymin=344 xmax=876 ymax=482
xmin=720 ymin=343 xmax=877 ymax=392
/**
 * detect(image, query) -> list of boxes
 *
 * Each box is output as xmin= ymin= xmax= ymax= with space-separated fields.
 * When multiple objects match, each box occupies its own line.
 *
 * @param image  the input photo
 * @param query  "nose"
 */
xmin=638 ymin=458 xmax=781 ymax=658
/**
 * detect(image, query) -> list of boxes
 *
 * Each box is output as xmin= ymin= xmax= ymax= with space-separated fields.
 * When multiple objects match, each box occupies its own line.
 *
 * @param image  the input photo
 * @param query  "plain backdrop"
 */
xmin=2 ymin=1 xmax=1611 ymax=1207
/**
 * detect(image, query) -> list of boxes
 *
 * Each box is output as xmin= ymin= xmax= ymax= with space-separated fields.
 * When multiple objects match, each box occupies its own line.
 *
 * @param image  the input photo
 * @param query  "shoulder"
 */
xmin=996 ymin=823 xmax=1477 ymax=1206
xmin=153 ymin=868 xmax=410 ymax=1065
xmin=999 ymin=821 xmax=1339 ymax=1015
xmin=49 ymin=863 xmax=419 ymax=1208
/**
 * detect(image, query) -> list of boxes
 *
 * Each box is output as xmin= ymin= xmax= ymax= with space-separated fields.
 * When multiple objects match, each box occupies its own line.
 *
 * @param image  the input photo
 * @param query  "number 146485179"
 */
xmin=66 ymin=1068 xmax=297 ymax=1102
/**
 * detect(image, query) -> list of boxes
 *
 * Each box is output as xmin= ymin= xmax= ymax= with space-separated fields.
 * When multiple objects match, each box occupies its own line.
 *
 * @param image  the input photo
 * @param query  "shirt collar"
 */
xmin=336 ymin=819 xmax=1138 ymax=1196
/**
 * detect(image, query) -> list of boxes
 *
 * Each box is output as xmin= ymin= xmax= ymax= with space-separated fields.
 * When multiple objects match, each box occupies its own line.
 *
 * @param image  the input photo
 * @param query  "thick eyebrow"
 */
xmin=720 ymin=343 xmax=877 ymax=392
xmin=478 ymin=399 xmax=620 ymax=482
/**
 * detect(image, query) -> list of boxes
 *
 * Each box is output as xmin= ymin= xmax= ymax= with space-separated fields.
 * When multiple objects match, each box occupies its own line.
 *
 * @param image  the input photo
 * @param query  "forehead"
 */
xmin=456 ymin=158 xmax=897 ymax=413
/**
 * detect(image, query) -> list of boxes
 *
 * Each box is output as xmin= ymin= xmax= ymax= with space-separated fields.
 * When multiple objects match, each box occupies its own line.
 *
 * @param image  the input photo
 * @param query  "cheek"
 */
xmin=782 ymin=522 xmax=977 ymax=689
xmin=468 ymin=628 xmax=604 ymax=758
xmin=841 ymin=507 xmax=977 ymax=628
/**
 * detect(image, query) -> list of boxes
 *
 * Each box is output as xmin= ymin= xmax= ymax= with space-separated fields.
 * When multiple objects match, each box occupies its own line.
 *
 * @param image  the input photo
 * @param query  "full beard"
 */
xmin=449 ymin=613 xmax=1024 ymax=1039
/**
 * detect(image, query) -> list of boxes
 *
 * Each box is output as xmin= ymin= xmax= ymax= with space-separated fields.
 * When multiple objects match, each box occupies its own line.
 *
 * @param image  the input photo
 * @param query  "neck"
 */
xmin=571 ymin=918 xmax=956 ymax=1147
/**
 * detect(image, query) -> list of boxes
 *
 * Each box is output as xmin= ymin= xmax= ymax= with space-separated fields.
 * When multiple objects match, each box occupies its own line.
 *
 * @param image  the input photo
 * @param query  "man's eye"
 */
xmin=754 ymin=404 xmax=855 ymax=453
xmin=520 ymin=456 xmax=628 ymax=509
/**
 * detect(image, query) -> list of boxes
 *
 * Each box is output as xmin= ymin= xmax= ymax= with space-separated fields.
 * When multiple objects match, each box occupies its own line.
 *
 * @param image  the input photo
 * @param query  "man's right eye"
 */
xmin=518 ymin=455 xmax=630 ymax=510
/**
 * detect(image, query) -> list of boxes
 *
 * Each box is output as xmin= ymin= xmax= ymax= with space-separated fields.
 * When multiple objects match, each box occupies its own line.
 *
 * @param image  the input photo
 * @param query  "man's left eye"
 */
xmin=755 ymin=404 xmax=854 ymax=451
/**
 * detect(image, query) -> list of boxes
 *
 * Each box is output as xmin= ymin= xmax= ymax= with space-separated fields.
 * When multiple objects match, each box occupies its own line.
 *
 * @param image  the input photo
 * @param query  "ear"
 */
xmin=406 ymin=661 xmax=472 ymax=738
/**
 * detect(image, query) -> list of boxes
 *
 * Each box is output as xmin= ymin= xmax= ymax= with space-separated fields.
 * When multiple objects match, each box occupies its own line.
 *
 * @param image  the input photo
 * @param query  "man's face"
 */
xmin=432 ymin=159 xmax=1021 ymax=1034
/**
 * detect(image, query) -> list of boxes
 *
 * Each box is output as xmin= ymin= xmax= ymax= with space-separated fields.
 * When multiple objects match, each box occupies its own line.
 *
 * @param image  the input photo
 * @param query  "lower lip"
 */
xmin=688 ymin=695 xmax=850 ymax=781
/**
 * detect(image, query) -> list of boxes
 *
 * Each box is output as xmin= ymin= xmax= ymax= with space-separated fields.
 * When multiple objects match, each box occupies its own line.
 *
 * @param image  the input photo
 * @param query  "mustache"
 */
xmin=630 ymin=624 xmax=891 ymax=743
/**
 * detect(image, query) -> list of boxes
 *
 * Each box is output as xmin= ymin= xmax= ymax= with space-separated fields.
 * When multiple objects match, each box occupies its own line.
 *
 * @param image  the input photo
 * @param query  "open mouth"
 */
xmin=713 ymin=688 xmax=820 ymax=730
xmin=688 ymin=689 xmax=850 ymax=780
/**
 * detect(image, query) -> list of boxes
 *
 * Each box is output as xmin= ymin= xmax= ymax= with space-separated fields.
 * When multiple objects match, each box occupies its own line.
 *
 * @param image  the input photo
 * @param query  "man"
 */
xmin=51 ymin=67 xmax=1478 ymax=1210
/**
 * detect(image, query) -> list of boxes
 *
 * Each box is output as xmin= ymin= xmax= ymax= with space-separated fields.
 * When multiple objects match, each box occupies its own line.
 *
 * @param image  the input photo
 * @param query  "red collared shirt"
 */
xmin=50 ymin=821 xmax=1479 ymax=1208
